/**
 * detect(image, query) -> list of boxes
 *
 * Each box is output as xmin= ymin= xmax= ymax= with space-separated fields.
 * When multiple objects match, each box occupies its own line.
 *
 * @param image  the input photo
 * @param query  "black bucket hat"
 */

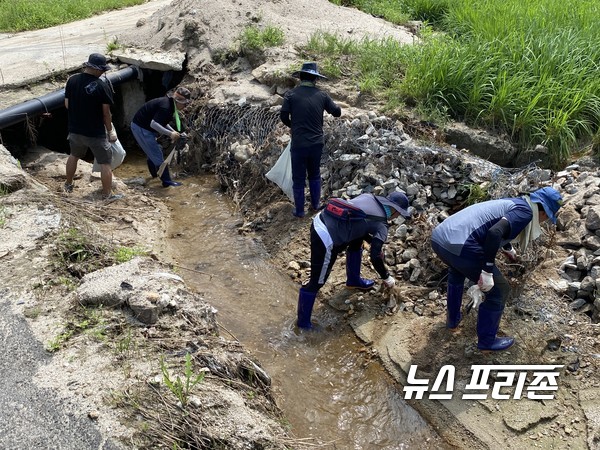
xmin=83 ymin=53 xmax=111 ymax=72
xmin=292 ymin=62 xmax=328 ymax=80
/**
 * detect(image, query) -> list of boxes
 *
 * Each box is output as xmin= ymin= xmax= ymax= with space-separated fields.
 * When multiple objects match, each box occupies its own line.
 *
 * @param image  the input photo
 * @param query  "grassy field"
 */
xmin=323 ymin=0 xmax=600 ymax=166
xmin=0 ymin=0 xmax=146 ymax=32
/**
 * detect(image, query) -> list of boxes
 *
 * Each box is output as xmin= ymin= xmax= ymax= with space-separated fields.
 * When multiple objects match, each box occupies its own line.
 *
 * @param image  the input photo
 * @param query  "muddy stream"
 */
xmin=118 ymin=152 xmax=445 ymax=449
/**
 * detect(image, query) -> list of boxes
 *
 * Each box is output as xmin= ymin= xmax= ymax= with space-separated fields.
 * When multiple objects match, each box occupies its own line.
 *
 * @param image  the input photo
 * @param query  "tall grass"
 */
xmin=322 ymin=0 xmax=600 ymax=166
xmin=0 ymin=0 xmax=146 ymax=32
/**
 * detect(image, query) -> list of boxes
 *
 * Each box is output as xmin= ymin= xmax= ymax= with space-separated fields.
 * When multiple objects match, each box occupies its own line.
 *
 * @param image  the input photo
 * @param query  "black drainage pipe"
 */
xmin=0 ymin=66 xmax=139 ymax=130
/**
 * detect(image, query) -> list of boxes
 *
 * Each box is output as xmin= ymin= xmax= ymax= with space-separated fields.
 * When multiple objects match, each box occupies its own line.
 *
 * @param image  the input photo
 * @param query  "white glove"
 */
xmin=501 ymin=245 xmax=518 ymax=262
xmin=382 ymin=276 xmax=396 ymax=288
xmin=108 ymin=127 xmax=118 ymax=143
xmin=478 ymin=271 xmax=494 ymax=292
xmin=466 ymin=285 xmax=484 ymax=313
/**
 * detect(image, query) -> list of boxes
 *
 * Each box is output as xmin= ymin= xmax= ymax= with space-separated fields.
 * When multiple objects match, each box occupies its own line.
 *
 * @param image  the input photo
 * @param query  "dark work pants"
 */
xmin=291 ymin=143 xmax=323 ymax=190
xmin=431 ymin=241 xmax=509 ymax=311
xmin=304 ymin=222 xmax=364 ymax=293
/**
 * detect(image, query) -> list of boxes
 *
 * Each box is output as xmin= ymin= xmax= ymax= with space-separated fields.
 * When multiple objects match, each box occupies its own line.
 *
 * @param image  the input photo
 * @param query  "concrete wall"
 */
xmin=117 ymin=79 xmax=146 ymax=129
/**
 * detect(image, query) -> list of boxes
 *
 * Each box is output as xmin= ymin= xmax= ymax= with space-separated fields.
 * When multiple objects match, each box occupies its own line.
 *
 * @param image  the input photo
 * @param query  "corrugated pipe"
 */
xmin=0 ymin=66 xmax=138 ymax=129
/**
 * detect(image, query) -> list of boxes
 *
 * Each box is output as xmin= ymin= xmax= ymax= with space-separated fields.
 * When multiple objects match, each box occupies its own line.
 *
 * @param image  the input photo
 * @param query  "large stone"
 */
xmin=0 ymin=145 xmax=28 ymax=192
xmin=579 ymin=388 xmax=600 ymax=448
xmin=77 ymin=258 xmax=142 ymax=307
xmin=129 ymin=293 xmax=160 ymax=324
xmin=585 ymin=205 xmax=600 ymax=231
xmin=114 ymin=48 xmax=186 ymax=71
xmin=502 ymin=400 xmax=558 ymax=432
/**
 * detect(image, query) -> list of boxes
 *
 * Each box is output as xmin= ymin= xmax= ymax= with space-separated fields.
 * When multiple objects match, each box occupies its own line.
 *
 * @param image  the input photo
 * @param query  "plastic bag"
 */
xmin=92 ymin=139 xmax=126 ymax=173
xmin=265 ymin=142 xmax=293 ymax=201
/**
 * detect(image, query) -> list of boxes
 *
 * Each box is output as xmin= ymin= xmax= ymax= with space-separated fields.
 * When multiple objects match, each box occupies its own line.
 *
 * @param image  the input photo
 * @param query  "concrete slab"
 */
xmin=113 ymin=48 xmax=185 ymax=71
xmin=0 ymin=0 xmax=172 ymax=90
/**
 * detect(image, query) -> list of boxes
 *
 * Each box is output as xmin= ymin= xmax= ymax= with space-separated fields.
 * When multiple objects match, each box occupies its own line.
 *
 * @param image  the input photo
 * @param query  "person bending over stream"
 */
xmin=297 ymin=192 xmax=412 ymax=329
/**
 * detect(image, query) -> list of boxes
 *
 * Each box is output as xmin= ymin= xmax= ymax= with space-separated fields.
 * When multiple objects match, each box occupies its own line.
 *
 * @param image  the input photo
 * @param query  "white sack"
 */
xmin=265 ymin=142 xmax=293 ymax=201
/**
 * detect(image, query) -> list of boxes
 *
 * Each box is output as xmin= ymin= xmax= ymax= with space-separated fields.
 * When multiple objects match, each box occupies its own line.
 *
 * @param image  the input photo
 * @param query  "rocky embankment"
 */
xmin=190 ymin=101 xmax=600 ymax=448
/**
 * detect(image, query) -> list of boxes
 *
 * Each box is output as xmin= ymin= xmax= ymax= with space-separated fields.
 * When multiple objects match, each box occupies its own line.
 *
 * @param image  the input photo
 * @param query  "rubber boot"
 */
xmin=147 ymin=159 xmax=158 ymax=178
xmin=446 ymin=282 xmax=463 ymax=330
xmin=345 ymin=249 xmax=375 ymax=290
xmin=293 ymin=187 xmax=305 ymax=218
xmin=308 ymin=179 xmax=321 ymax=211
xmin=160 ymin=166 xmax=182 ymax=187
xmin=477 ymin=303 xmax=515 ymax=351
xmin=297 ymin=288 xmax=317 ymax=329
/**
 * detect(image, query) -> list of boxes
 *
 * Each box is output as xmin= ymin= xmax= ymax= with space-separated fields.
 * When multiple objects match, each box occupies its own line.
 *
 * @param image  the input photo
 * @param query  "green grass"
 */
xmin=0 ymin=0 xmax=146 ymax=32
xmin=239 ymin=24 xmax=285 ymax=52
xmin=160 ymin=353 xmax=205 ymax=407
xmin=319 ymin=0 xmax=600 ymax=166
xmin=46 ymin=307 xmax=107 ymax=352
xmin=329 ymin=0 xmax=411 ymax=25
xmin=113 ymin=245 xmax=148 ymax=263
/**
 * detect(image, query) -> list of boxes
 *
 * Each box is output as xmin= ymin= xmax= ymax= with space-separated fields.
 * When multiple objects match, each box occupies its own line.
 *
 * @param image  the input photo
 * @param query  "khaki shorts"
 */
xmin=68 ymin=133 xmax=112 ymax=165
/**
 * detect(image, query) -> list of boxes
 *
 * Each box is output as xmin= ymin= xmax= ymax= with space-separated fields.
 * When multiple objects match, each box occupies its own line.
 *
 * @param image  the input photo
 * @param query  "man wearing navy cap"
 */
xmin=431 ymin=186 xmax=563 ymax=351
xmin=64 ymin=53 xmax=121 ymax=200
xmin=297 ymin=191 xmax=412 ymax=329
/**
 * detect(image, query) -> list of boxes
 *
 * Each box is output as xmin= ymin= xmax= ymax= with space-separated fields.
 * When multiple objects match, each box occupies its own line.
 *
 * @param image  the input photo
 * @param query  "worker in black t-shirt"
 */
xmin=64 ymin=53 xmax=121 ymax=200
xmin=280 ymin=62 xmax=341 ymax=218
xmin=131 ymin=87 xmax=191 ymax=187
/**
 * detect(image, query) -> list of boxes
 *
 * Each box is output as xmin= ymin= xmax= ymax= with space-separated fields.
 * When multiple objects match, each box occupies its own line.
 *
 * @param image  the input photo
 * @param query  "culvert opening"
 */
xmin=0 ymin=64 xmax=188 ymax=163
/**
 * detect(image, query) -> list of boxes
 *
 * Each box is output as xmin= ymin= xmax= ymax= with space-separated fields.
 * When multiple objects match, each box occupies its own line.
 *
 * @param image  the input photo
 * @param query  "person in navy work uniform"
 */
xmin=131 ymin=86 xmax=191 ymax=187
xmin=280 ymin=62 xmax=342 ymax=218
xmin=431 ymin=187 xmax=563 ymax=352
xmin=64 ymin=53 xmax=119 ymax=199
xmin=297 ymin=191 xmax=412 ymax=329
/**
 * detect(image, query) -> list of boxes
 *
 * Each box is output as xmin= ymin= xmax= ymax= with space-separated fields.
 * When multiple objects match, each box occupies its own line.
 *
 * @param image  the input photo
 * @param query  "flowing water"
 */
xmin=116 ymin=152 xmax=446 ymax=449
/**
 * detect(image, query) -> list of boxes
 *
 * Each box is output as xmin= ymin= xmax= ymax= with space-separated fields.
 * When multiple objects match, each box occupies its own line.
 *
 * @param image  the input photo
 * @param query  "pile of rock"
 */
xmin=197 ymin=104 xmax=600 ymax=322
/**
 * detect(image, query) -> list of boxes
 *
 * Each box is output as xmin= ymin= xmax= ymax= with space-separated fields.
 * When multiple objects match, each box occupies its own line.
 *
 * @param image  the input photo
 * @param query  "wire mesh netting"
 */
xmin=182 ymin=102 xmax=549 ymax=211
xmin=186 ymin=103 xmax=283 ymax=153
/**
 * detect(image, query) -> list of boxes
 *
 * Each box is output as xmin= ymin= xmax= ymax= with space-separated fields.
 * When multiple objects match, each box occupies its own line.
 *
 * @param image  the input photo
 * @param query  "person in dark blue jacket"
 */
xmin=431 ymin=187 xmax=563 ymax=352
xmin=280 ymin=62 xmax=342 ymax=218
xmin=297 ymin=192 xmax=411 ymax=329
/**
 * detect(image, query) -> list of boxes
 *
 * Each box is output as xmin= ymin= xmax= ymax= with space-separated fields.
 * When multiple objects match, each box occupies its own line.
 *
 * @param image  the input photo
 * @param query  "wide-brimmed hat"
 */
xmin=530 ymin=187 xmax=563 ymax=224
xmin=292 ymin=62 xmax=328 ymax=80
xmin=83 ymin=53 xmax=111 ymax=72
xmin=376 ymin=191 xmax=411 ymax=218
xmin=168 ymin=86 xmax=192 ymax=105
